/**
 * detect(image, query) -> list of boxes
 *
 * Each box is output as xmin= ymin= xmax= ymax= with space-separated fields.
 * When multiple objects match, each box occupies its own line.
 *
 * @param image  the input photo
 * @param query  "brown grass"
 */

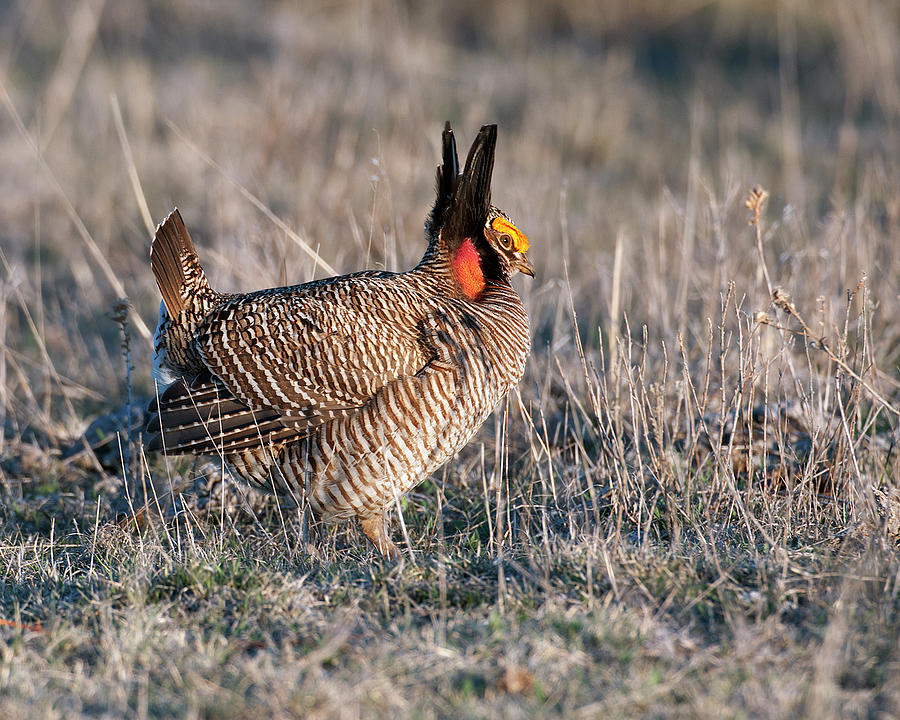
xmin=2 ymin=0 xmax=900 ymax=717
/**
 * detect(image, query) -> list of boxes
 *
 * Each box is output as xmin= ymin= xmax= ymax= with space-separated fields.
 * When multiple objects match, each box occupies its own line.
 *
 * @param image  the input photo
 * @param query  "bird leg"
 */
xmin=359 ymin=514 xmax=399 ymax=560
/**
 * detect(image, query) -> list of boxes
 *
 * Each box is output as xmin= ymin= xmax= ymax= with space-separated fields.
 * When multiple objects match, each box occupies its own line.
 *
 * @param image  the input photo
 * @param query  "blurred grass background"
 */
xmin=3 ymin=0 xmax=897 ymax=421
xmin=2 ymin=1 xmax=900 ymax=717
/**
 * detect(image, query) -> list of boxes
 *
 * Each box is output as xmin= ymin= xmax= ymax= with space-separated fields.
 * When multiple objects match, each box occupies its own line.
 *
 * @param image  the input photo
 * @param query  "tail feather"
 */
xmin=151 ymin=209 xmax=210 ymax=316
xmin=145 ymin=374 xmax=300 ymax=454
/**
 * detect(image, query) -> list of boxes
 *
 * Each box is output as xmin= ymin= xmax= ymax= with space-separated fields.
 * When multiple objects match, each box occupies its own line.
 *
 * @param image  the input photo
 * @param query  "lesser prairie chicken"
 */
xmin=146 ymin=124 xmax=533 ymax=557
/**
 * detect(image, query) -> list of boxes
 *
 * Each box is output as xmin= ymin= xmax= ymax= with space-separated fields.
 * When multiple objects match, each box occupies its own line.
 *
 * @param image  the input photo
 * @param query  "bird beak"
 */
xmin=515 ymin=253 xmax=535 ymax=278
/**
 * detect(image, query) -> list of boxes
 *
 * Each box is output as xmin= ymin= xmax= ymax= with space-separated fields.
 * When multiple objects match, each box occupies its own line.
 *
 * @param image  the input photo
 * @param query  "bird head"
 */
xmin=484 ymin=205 xmax=534 ymax=279
xmin=428 ymin=123 xmax=534 ymax=297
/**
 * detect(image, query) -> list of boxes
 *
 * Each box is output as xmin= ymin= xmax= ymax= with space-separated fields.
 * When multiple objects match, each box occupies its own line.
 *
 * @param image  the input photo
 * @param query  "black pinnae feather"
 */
xmin=442 ymin=121 xmax=460 ymax=192
xmin=428 ymin=121 xmax=460 ymax=235
xmin=441 ymin=124 xmax=496 ymax=250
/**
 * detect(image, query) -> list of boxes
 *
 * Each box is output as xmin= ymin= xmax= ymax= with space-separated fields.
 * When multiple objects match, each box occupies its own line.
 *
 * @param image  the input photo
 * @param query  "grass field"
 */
xmin=2 ymin=0 xmax=900 ymax=717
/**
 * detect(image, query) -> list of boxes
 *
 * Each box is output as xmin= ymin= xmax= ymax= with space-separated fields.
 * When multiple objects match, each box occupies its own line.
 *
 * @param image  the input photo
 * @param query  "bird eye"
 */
xmin=499 ymin=233 xmax=512 ymax=249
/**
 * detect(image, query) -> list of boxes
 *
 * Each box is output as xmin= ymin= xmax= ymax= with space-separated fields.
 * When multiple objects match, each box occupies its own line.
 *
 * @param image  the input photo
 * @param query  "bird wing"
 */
xmin=147 ymin=275 xmax=430 ymax=454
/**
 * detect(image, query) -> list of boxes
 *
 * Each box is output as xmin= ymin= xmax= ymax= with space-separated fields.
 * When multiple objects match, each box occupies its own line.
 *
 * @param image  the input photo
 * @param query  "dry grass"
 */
xmin=2 ymin=0 xmax=900 ymax=717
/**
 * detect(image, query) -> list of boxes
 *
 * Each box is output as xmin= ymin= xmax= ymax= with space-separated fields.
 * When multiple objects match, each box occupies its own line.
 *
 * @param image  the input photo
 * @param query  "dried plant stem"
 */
xmin=165 ymin=118 xmax=338 ymax=277
xmin=110 ymin=93 xmax=154 ymax=239
xmin=769 ymin=284 xmax=899 ymax=417
xmin=0 ymin=83 xmax=152 ymax=341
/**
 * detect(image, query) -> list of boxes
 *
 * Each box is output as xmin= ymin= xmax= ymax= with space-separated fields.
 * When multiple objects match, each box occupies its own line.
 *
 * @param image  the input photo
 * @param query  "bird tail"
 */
xmin=151 ymin=208 xmax=217 ymax=320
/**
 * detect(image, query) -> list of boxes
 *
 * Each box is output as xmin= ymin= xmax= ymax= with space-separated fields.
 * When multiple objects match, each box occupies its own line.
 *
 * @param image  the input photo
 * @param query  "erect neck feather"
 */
xmin=452 ymin=238 xmax=486 ymax=299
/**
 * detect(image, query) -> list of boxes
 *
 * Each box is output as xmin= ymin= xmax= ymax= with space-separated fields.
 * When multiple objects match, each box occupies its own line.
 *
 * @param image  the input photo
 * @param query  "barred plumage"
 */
xmin=146 ymin=123 xmax=533 ymax=557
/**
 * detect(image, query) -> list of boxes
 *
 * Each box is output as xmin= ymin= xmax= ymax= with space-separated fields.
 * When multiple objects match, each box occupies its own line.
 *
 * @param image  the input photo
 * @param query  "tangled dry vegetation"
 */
xmin=2 ymin=1 xmax=900 ymax=717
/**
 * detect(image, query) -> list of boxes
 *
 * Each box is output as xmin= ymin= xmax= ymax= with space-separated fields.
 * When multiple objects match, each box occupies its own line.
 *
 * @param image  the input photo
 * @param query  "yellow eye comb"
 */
xmin=491 ymin=217 xmax=529 ymax=253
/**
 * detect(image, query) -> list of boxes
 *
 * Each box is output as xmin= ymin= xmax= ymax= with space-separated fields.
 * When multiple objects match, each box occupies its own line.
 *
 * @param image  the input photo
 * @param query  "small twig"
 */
xmin=113 ymin=298 xmax=135 ymax=480
xmin=760 ymin=284 xmax=900 ymax=417
xmin=110 ymin=93 xmax=154 ymax=238
xmin=746 ymin=185 xmax=773 ymax=298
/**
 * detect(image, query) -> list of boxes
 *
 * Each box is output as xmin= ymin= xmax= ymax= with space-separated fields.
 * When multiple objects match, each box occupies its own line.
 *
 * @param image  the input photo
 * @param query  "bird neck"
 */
xmin=416 ymin=233 xmax=505 ymax=300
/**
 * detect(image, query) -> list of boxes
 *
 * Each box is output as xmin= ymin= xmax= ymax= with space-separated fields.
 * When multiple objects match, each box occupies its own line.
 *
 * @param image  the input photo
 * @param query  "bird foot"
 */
xmin=358 ymin=515 xmax=400 ymax=560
